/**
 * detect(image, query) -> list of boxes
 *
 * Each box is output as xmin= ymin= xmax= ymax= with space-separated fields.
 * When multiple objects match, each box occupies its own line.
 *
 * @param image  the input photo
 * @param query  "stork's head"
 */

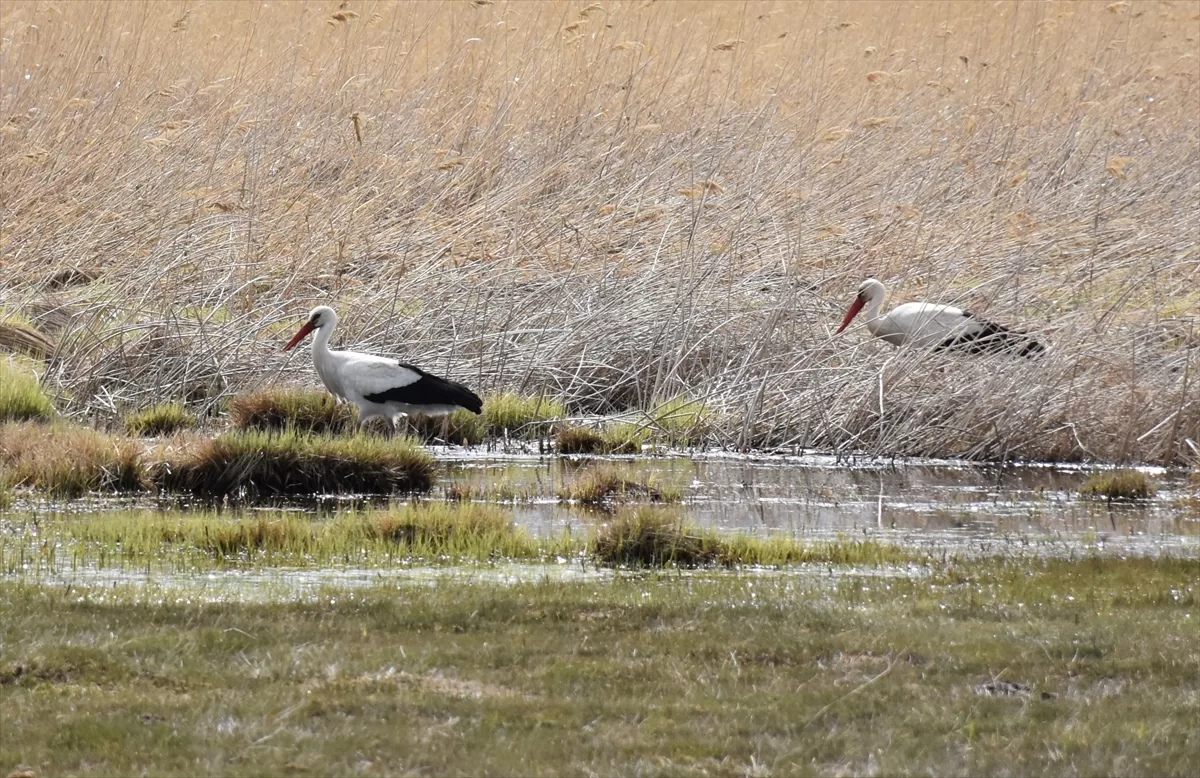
xmin=283 ymin=306 xmax=338 ymax=351
xmin=834 ymin=278 xmax=886 ymax=335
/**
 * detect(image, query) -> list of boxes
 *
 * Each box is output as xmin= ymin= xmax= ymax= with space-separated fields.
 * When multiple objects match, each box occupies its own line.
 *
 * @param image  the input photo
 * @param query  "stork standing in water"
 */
xmin=282 ymin=306 xmax=483 ymax=430
xmin=834 ymin=279 xmax=1044 ymax=357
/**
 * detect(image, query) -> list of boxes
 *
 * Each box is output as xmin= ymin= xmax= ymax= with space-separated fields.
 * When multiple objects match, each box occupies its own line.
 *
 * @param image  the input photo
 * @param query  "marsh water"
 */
xmin=4 ymin=451 xmax=1197 ymax=598
xmin=6 ymin=451 xmax=1198 ymax=554
xmin=436 ymin=452 xmax=1198 ymax=554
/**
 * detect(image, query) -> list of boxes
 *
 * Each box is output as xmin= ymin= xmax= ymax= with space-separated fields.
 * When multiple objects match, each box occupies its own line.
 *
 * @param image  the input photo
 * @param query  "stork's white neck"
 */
xmin=859 ymin=280 xmax=888 ymax=334
xmin=311 ymin=319 xmax=335 ymax=356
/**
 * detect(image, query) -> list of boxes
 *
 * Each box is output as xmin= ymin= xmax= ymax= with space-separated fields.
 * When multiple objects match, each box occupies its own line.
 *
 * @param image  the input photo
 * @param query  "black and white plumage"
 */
xmin=835 ymin=279 xmax=1044 ymax=357
xmin=282 ymin=306 xmax=483 ymax=429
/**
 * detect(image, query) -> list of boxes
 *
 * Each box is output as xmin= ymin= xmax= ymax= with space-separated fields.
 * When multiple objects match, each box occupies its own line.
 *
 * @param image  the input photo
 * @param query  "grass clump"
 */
xmin=1079 ymin=470 xmax=1157 ymax=501
xmin=590 ymin=507 xmax=914 ymax=568
xmin=560 ymin=464 xmax=683 ymax=505
xmin=230 ymin=389 xmax=354 ymax=434
xmin=365 ymin=503 xmax=535 ymax=557
xmin=482 ymin=394 xmax=565 ymax=439
xmin=123 ymin=402 xmax=196 ymax=437
xmin=647 ymin=395 xmax=711 ymax=447
xmin=555 ymin=425 xmax=607 ymax=454
xmin=0 ymin=423 xmax=145 ymax=496
xmin=0 ymin=362 xmax=54 ymax=423
xmin=154 ymin=429 xmax=435 ymax=499
xmin=555 ymin=424 xmax=644 ymax=455
xmin=19 ymin=504 xmax=550 ymax=567
xmin=408 ymin=409 xmax=487 ymax=445
xmin=592 ymin=507 xmax=721 ymax=567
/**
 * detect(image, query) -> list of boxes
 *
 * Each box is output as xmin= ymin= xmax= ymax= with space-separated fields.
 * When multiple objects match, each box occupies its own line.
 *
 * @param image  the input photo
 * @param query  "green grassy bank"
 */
xmin=2 ymin=556 xmax=1196 ymax=777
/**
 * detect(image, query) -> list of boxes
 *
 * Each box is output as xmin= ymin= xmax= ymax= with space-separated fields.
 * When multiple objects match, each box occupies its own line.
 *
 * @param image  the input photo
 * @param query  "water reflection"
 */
xmin=6 ymin=453 xmax=1198 ymax=551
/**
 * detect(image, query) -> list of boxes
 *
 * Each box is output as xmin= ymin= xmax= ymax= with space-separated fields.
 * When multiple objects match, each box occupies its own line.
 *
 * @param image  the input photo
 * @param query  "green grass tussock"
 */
xmin=591 ymin=507 xmax=915 ymax=568
xmin=560 ymin=464 xmax=683 ymax=505
xmin=0 ymin=362 xmax=54 ymax=423
xmin=647 ymin=395 xmax=711 ymax=447
xmin=365 ymin=503 xmax=536 ymax=558
xmin=482 ymin=394 xmax=565 ymax=439
xmin=408 ymin=409 xmax=488 ymax=445
xmin=230 ymin=389 xmax=354 ymax=434
xmin=1079 ymin=470 xmax=1157 ymax=501
xmin=592 ymin=507 xmax=722 ymax=567
xmin=123 ymin=402 xmax=196 ymax=437
xmin=555 ymin=424 xmax=644 ymax=455
xmin=18 ymin=504 xmax=553 ymax=567
xmin=0 ymin=423 xmax=145 ymax=496
xmin=154 ymin=429 xmax=434 ymax=499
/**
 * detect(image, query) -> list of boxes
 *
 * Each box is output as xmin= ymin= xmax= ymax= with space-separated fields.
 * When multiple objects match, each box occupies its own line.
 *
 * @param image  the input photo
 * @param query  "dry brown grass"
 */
xmin=0 ymin=322 xmax=55 ymax=360
xmin=2 ymin=1 xmax=1197 ymax=463
xmin=0 ymin=422 xmax=146 ymax=496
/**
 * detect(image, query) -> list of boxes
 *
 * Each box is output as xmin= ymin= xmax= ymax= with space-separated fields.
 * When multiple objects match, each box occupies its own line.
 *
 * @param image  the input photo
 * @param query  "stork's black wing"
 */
xmin=936 ymin=313 xmax=1045 ymax=358
xmin=363 ymin=363 xmax=484 ymax=413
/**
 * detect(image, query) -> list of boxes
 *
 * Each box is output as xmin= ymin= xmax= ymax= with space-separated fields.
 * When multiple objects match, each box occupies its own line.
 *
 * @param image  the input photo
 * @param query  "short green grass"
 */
xmin=0 ymin=361 xmax=54 ymax=423
xmin=1 ymin=506 xmax=914 ymax=573
xmin=1079 ymin=470 xmax=1158 ymax=501
xmin=7 ymin=503 xmax=555 ymax=569
xmin=1 ymin=556 xmax=1196 ymax=777
xmin=153 ymin=428 xmax=435 ymax=498
xmin=123 ymin=402 xmax=196 ymax=437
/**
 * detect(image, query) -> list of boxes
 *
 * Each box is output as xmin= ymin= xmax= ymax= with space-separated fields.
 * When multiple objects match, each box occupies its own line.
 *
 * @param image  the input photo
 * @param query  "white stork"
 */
xmin=834 ymin=278 xmax=1044 ymax=357
xmin=282 ymin=306 xmax=483 ymax=430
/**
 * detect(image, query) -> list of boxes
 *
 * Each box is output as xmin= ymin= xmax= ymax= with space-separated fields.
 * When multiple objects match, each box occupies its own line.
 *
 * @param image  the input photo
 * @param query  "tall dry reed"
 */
xmin=1 ymin=1 xmax=1197 ymax=463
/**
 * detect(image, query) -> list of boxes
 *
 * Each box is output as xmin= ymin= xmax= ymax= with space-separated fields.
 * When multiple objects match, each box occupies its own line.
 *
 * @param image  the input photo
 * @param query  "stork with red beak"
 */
xmin=834 ymin=279 xmax=1044 ymax=357
xmin=282 ymin=306 xmax=483 ymax=430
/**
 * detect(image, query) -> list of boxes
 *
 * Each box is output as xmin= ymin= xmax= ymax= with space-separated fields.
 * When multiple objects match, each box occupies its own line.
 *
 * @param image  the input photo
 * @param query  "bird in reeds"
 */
xmin=835 ymin=279 xmax=1045 ymax=357
xmin=283 ymin=306 xmax=483 ymax=430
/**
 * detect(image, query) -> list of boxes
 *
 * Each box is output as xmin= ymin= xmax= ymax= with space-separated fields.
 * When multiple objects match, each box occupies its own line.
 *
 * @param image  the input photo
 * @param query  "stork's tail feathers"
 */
xmin=938 ymin=315 xmax=1045 ymax=358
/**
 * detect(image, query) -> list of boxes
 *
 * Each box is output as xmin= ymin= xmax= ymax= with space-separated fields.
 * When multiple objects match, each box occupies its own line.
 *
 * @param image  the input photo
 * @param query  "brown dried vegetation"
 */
xmin=1 ymin=2 xmax=1197 ymax=463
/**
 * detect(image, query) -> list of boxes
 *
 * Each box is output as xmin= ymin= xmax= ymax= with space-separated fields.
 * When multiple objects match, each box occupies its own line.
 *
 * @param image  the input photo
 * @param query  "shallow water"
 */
xmin=4 ymin=452 xmax=1198 ymax=595
xmin=437 ymin=451 xmax=1199 ymax=551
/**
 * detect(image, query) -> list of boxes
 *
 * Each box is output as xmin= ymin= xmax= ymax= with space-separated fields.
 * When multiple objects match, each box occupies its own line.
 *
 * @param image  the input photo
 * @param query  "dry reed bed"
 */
xmin=1 ymin=2 xmax=1197 ymax=463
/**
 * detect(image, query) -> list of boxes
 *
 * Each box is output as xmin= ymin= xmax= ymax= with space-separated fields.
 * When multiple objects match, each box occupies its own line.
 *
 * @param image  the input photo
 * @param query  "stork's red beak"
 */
xmin=282 ymin=321 xmax=316 ymax=352
xmin=835 ymin=295 xmax=865 ymax=335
